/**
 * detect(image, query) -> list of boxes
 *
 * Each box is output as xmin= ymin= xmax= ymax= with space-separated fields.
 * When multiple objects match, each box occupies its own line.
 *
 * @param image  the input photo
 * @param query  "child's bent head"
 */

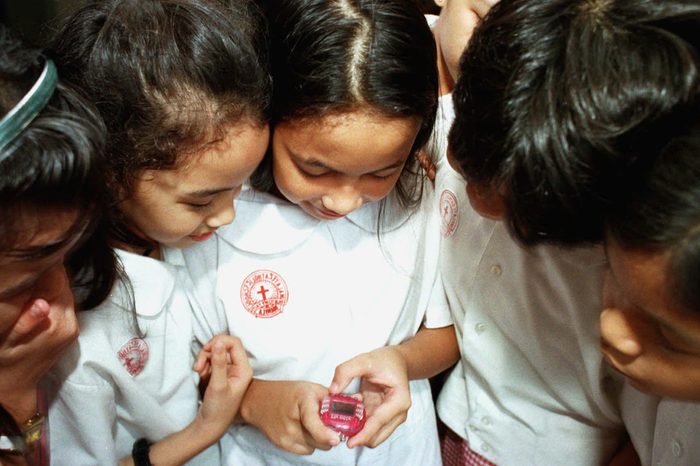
xmin=52 ymin=0 xmax=271 ymax=251
xmin=449 ymin=0 xmax=700 ymax=245
xmin=252 ymin=0 xmax=438 ymax=218
xmin=600 ymin=114 xmax=700 ymax=400
xmin=1 ymin=25 xmax=113 ymax=335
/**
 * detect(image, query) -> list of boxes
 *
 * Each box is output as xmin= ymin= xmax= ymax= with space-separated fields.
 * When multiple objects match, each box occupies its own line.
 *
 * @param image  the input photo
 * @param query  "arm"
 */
xmin=236 ymin=378 xmax=340 ymax=455
xmin=607 ymin=439 xmax=642 ymax=466
xmin=330 ymin=325 xmax=459 ymax=448
xmin=120 ymin=335 xmax=252 ymax=466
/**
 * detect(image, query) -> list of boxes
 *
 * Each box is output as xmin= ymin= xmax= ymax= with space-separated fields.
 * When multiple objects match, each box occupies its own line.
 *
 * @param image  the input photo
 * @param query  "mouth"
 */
xmin=189 ymin=231 xmax=214 ymax=242
xmin=315 ymin=207 xmax=346 ymax=220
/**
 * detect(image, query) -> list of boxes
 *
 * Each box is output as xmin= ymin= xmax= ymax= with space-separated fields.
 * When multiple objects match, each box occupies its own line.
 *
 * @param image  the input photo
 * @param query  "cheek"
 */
xmin=272 ymin=160 xmax=314 ymax=203
xmin=0 ymin=301 xmax=24 ymax=335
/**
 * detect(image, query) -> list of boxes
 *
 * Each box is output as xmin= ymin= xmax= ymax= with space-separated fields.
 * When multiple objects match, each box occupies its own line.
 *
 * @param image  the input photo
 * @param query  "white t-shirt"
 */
xmin=621 ymin=383 xmax=700 ymax=466
xmin=47 ymin=249 xmax=219 ymax=466
xmin=433 ymin=137 xmax=624 ymax=465
xmin=176 ymin=186 xmax=451 ymax=466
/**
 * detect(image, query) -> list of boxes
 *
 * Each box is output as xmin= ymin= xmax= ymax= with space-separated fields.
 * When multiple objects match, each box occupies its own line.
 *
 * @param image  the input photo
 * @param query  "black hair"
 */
xmin=449 ymin=0 xmax=700 ymax=245
xmin=607 ymin=109 xmax=700 ymax=313
xmin=251 ymin=0 xmax=438 ymax=210
xmin=0 ymin=24 xmax=116 ymax=310
xmin=51 ymin=0 xmax=271 ymax=251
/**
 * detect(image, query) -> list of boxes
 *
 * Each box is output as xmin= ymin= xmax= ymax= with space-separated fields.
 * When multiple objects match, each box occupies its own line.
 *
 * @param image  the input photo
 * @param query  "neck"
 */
xmin=433 ymin=28 xmax=455 ymax=96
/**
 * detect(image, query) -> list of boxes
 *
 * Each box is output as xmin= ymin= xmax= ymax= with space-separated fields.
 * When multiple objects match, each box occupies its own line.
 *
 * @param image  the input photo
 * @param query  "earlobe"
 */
xmin=434 ymin=0 xmax=446 ymax=7
xmin=465 ymin=182 xmax=505 ymax=220
xmin=600 ymin=307 xmax=643 ymax=357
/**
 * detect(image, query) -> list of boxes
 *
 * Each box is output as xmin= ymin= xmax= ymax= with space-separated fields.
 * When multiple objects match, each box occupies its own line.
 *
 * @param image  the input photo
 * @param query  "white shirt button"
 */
xmin=481 ymin=416 xmax=492 ymax=426
xmin=475 ymin=323 xmax=486 ymax=334
xmin=490 ymin=264 xmax=502 ymax=276
xmin=468 ymin=424 xmax=478 ymax=432
xmin=672 ymin=439 xmax=682 ymax=457
xmin=481 ymin=442 xmax=491 ymax=452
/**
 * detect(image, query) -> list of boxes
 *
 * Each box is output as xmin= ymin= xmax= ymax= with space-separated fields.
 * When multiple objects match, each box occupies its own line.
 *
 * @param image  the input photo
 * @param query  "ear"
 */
xmin=465 ymin=182 xmax=505 ymax=220
xmin=434 ymin=0 xmax=446 ymax=7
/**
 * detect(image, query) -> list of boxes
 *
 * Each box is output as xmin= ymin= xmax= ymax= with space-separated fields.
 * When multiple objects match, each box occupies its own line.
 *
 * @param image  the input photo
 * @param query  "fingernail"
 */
xmin=329 ymin=383 xmax=338 ymax=394
xmin=29 ymin=299 xmax=50 ymax=318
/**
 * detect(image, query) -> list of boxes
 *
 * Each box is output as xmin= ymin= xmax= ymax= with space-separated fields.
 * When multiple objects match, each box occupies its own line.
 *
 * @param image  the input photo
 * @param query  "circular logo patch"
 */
xmin=440 ymin=189 xmax=459 ymax=237
xmin=117 ymin=337 xmax=149 ymax=377
xmin=240 ymin=270 xmax=289 ymax=318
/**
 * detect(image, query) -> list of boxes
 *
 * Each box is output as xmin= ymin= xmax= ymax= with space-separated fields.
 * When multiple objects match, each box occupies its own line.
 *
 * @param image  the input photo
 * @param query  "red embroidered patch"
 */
xmin=240 ymin=269 xmax=289 ymax=318
xmin=440 ymin=189 xmax=459 ymax=237
xmin=117 ymin=337 xmax=149 ymax=376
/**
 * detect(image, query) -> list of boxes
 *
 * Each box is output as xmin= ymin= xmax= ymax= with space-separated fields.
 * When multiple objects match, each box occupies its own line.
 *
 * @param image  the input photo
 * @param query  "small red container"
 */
xmin=319 ymin=394 xmax=367 ymax=439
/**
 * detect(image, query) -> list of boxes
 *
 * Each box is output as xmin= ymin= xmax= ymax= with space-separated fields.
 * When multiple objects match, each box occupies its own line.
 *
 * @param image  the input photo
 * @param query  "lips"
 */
xmin=317 ymin=209 xmax=345 ymax=219
xmin=190 ymin=231 xmax=214 ymax=242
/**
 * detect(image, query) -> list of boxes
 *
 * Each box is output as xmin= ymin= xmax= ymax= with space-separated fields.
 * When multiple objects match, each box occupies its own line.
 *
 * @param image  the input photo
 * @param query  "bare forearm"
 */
xmin=118 ymin=417 xmax=219 ymax=466
xmin=394 ymin=325 xmax=459 ymax=380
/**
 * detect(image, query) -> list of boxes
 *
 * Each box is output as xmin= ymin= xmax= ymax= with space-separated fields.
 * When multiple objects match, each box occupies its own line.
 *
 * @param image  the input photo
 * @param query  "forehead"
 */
xmin=605 ymin=238 xmax=678 ymax=316
xmin=445 ymin=0 xmax=499 ymax=17
xmin=146 ymin=122 xmax=268 ymax=192
xmin=274 ymin=111 xmax=420 ymax=173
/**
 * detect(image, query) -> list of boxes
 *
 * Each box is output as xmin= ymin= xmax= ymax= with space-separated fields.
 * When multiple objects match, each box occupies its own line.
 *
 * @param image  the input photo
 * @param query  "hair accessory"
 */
xmin=0 ymin=58 xmax=58 ymax=157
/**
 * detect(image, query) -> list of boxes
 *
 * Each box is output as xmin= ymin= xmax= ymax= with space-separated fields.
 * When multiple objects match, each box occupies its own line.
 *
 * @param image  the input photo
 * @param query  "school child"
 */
xmin=600 ymin=118 xmax=700 ymax=464
xmin=44 ymin=1 xmax=270 ymax=464
xmin=178 ymin=0 xmax=458 ymax=464
xmin=430 ymin=1 xmax=632 ymax=465
xmin=423 ymin=0 xmax=500 ymax=181
xmin=443 ymin=0 xmax=700 ymax=465
xmin=0 ymin=25 xmax=116 ymax=465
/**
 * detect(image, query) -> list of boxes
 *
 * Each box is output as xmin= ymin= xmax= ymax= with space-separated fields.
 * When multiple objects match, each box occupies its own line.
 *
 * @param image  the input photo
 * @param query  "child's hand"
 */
xmin=330 ymin=346 xmax=411 ymax=449
xmin=239 ymin=379 xmax=340 ymax=455
xmin=193 ymin=335 xmax=253 ymax=441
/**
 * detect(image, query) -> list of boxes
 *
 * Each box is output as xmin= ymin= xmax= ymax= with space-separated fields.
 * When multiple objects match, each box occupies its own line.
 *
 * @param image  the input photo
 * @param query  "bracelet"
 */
xmin=0 ymin=412 xmax=44 ymax=456
xmin=132 ymin=438 xmax=153 ymax=466
xmin=21 ymin=412 xmax=44 ymax=447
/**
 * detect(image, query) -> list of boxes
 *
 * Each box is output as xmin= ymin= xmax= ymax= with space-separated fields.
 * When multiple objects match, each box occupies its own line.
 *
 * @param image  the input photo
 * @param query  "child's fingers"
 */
xmin=329 ymin=355 xmax=367 ymax=394
xmin=357 ymin=412 xmax=404 ymax=448
xmin=9 ymin=299 xmax=51 ymax=340
xmin=299 ymin=401 xmax=341 ymax=449
xmin=193 ymin=349 xmax=212 ymax=373
xmin=347 ymin=395 xmax=409 ymax=448
xmin=206 ymin=341 xmax=227 ymax=390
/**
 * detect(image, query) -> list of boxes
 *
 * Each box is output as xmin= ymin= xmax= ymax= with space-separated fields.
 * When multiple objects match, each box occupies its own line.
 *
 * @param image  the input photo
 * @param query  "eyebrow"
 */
xmin=9 ymin=235 xmax=75 ymax=261
xmin=300 ymin=154 xmax=406 ymax=174
xmin=184 ymin=187 xmax=236 ymax=198
xmin=0 ymin=246 xmax=68 ymax=300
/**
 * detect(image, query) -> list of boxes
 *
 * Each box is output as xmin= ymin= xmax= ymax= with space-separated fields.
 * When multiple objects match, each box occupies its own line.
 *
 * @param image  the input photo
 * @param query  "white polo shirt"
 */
xmin=433 ymin=136 xmax=624 ymax=465
xmin=47 ymin=249 xmax=219 ymax=466
xmin=176 ymin=186 xmax=451 ymax=466
xmin=621 ymin=383 xmax=700 ymax=466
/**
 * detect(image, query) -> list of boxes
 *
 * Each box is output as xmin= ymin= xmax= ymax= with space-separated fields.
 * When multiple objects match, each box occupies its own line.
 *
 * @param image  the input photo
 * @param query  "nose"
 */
xmin=321 ymin=187 xmax=363 ymax=216
xmin=206 ymin=197 xmax=236 ymax=229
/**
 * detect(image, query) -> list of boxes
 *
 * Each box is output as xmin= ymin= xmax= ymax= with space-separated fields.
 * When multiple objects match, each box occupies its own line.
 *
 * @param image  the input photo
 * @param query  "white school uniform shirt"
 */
xmin=432 ymin=113 xmax=624 ymax=465
xmin=47 ymin=249 xmax=219 ymax=466
xmin=175 ymin=186 xmax=452 ymax=466
xmin=621 ymin=383 xmax=700 ymax=466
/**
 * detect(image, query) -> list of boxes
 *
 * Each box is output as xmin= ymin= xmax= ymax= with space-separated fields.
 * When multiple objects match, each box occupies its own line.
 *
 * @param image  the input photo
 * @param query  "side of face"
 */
xmin=433 ymin=0 xmax=499 ymax=87
xmin=601 ymin=238 xmax=700 ymax=400
xmin=119 ymin=122 xmax=269 ymax=249
xmin=271 ymin=111 xmax=421 ymax=220
xmin=0 ymin=209 xmax=81 ymax=341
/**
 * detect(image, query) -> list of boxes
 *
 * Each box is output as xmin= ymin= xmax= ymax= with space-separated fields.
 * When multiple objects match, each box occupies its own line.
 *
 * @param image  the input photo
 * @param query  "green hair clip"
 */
xmin=0 ymin=58 xmax=58 ymax=158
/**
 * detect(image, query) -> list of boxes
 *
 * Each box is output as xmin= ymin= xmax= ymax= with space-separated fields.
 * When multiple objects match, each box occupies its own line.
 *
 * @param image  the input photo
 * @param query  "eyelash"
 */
xmin=302 ymin=168 xmax=394 ymax=180
xmin=188 ymin=201 xmax=213 ymax=210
